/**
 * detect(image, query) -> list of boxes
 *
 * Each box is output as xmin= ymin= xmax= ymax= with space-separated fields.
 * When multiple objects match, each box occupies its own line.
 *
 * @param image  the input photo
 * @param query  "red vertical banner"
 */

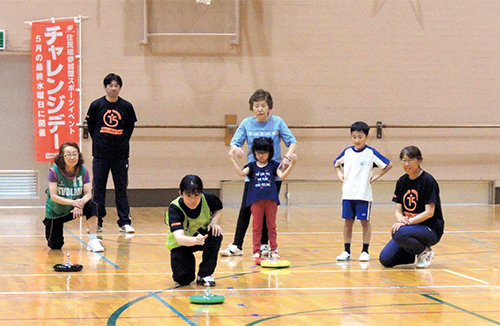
xmin=31 ymin=19 xmax=79 ymax=162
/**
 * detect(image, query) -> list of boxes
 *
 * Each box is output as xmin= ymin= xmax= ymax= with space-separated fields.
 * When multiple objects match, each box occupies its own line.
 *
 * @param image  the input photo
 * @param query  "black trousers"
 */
xmin=92 ymin=157 xmax=131 ymax=227
xmin=170 ymin=233 xmax=223 ymax=286
xmin=232 ymin=181 xmax=282 ymax=249
xmin=43 ymin=201 xmax=97 ymax=250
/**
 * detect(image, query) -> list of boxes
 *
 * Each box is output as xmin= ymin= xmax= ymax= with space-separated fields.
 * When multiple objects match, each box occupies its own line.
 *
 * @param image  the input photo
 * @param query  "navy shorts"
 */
xmin=342 ymin=200 xmax=371 ymax=220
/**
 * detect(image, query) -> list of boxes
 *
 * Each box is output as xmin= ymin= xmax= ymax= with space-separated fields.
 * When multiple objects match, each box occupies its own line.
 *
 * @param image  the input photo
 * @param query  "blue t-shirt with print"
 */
xmin=231 ymin=115 xmax=296 ymax=163
xmin=245 ymin=160 xmax=281 ymax=207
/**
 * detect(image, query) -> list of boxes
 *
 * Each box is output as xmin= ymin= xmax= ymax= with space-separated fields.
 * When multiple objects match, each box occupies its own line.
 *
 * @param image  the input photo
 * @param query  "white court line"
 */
xmin=0 ymin=269 xmax=384 ymax=278
xmin=0 ymin=268 xmax=490 ymax=278
xmin=0 ymin=284 xmax=493 ymax=296
xmin=0 ymin=230 xmax=499 ymax=238
xmin=444 ymin=269 xmax=490 ymax=285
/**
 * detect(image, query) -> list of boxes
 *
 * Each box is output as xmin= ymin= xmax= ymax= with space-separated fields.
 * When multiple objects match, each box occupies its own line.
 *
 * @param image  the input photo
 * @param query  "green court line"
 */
xmin=422 ymin=293 xmax=500 ymax=325
xmin=106 ymin=294 xmax=151 ymax=326
xmin=245 ymin=302 xmax=437 ymax=325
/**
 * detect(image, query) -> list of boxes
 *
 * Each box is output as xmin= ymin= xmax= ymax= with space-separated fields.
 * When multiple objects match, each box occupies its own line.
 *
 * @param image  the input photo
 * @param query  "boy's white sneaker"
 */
xmin=87 ymin=238 xmax=104 ymax=252
xmin=220 ymin=243 xmax=243 ymax=256
xmin=120 ymin=224 xmax=135 ymax=233
xmin=358 ymin=251 xmax=370 ymax=262
xmin=336 ymin=251 xmax=351 ymax=261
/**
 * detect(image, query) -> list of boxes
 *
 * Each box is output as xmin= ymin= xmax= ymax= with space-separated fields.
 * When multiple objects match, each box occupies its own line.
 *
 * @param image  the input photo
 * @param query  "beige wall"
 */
xmin=1 ymin=0 xmax=499 ymax=196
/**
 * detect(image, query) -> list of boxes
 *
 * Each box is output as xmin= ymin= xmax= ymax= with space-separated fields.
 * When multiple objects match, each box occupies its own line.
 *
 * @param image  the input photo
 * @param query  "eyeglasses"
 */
xmin=64 ymin=153 xmax=78 ymax=158
xmin=400 ymin=159 xmax=416 ymax=164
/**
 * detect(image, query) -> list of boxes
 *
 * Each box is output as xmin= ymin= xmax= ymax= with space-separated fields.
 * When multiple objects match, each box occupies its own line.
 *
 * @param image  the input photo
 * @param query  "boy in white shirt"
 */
xmin=333 ymin=121 xmax=392 ymax=262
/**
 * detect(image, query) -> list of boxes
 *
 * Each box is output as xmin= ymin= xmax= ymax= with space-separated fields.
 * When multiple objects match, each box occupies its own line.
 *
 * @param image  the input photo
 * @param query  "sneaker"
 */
xmin=260 ymin=244 xmax=270 ymax=257
xmin=220 ymin=243 xmax=243 ymax=257
xmin=87 ymin=238 xmax=104 ymax=252
xmin=251 ymin=252 xmax=261 ymax=259
xmin=358 ymin=251 xmax=370 ymax=262
xmin=120 ymin=224 xmax=135 ymax=233
xmin=336 ymin=251 xmax=351 ymax=261
xmin=196 ymin=275 xmax=216 ymax=287
xmin=270 ymin=250 xmax=280 ymax=259
xmin=416 ymin=248 xmax=434 ymax=268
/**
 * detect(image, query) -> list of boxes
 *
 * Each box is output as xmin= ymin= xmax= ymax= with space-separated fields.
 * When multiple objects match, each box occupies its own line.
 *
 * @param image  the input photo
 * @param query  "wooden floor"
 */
xmin=0 ymin=204 xmax=498 ymax=325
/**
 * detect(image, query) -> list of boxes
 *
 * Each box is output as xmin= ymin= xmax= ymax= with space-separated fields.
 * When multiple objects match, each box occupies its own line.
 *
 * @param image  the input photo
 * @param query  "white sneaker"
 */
xmin=416 ymin=248 xmax=434 ymax=268
xmin=196 ymin=275 xmax=216 ymax=287
xmin=220 ymin=243 xmax=243 ymax=256
xmin=358 ymin=251 xmax=370 ymax=262
xmin=87 ymin=238 xmax=104 ymax=252
xmin=260 ymin=244 xmax=270 ymax=257
xmin=336 ymin=251 xmax=351 ymax=261
xmin=120 ymin=224 xmax=135 ymax=233
xmin=251 ymin=252 xmax=261 ymax=259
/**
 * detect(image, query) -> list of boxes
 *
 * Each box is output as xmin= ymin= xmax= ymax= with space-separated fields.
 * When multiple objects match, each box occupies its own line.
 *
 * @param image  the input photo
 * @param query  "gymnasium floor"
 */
xmin=0 ymin=204 xmax=498 ymax=325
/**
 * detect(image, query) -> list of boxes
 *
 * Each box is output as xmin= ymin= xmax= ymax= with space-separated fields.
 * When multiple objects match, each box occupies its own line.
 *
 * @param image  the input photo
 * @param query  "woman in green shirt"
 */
xmin=44 ymin=142 xmax=103 ymax=252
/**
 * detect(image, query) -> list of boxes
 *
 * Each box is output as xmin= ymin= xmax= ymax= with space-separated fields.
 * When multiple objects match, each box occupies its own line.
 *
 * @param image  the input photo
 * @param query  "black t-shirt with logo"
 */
xmin=86 ymin=96 xmax=137 ymax=159
xmin=167 ymin=192 xmax=223 ymax=233
xmin=392 ymin=171 xmax=445 ymax=239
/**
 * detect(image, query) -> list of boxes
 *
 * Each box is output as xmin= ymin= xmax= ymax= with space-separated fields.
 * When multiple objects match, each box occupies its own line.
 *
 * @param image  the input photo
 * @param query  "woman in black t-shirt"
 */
xmin=165 ymin=175 xmax=223 ymax=287
xmin=379 ymin=146 xmax=444 ymax=268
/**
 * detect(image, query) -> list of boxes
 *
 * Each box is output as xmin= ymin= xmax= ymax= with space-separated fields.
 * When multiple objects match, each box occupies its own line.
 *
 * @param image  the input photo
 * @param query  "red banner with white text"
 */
xmin=31 ymin=19 xmax=79 ymax=162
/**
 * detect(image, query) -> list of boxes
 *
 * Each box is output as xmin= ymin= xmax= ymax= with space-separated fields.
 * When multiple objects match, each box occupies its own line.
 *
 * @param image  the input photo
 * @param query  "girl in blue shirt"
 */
xmin=230 ymin=137 xmax=296 ymax=258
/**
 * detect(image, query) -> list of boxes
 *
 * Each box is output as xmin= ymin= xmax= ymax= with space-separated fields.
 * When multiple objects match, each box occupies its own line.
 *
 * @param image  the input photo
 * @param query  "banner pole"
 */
xmin=76 ymin=16 xmax=83 ymax=233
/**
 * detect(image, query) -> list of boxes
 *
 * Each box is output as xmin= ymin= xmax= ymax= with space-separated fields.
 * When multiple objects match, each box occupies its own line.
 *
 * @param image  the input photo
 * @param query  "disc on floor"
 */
xmin=260 ymin=259 xmax=290 ymax=268
xmin=53 ymin=263 xmax=83 ymax=272
xmin=189 ymin=293 xmax=225 ymax=304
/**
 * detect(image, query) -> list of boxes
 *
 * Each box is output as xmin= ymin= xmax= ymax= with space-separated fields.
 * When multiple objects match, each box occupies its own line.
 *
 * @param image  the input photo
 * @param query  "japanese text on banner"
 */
xmin=31 ymin=19 xmax=79 ymax=162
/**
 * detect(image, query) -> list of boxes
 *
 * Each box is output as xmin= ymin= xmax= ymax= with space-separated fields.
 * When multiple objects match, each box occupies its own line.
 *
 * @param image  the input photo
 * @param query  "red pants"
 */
xmin=250 ymin=199 xmax=278 ymax=254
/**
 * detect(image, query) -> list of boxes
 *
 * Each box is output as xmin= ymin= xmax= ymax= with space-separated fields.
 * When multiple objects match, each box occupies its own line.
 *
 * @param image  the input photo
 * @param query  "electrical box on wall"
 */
xmin=0 ymin=30 xmax=5 ymax=50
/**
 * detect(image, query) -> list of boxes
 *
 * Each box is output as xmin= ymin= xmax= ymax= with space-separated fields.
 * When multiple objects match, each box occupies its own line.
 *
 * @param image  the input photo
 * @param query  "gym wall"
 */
xmin=1 ymin=0 xmax=499 ymax=206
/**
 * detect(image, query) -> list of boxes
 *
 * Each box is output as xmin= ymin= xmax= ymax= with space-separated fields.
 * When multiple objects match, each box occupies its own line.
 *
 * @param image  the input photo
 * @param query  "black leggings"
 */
xmin=43 ymin=201 xmax=97 ymax=250
xmin=170 ymin=233 xmax=223 ymax=286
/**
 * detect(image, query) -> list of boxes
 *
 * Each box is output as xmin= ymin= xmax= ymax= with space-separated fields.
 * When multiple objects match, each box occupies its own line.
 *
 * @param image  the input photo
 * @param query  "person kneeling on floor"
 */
xmin=165 ymin=175 xmax=223 ymax=287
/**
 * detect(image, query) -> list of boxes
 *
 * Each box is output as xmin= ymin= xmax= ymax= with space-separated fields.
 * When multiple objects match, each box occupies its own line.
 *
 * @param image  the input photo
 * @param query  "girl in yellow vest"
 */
xmin=165 ymin=175 xmax=223 ymax=287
